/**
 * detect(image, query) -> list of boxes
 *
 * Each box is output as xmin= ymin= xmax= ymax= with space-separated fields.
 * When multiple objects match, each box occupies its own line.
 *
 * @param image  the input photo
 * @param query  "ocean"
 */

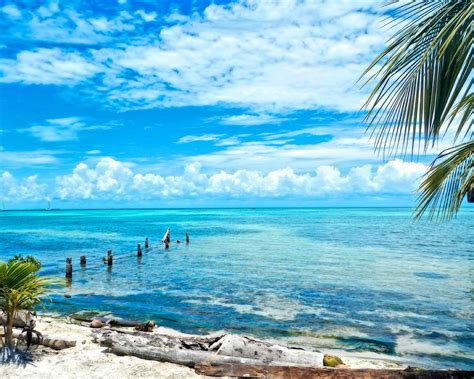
xmin=0 ymin=208 xmax=472 ymax=369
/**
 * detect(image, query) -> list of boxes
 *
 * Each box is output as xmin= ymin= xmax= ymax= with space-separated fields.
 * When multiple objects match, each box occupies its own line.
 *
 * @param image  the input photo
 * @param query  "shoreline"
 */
xmin=0 ymin=314 xmax=403 ymax=378
xmin=1 ymin=314 xmax=472 ymax=378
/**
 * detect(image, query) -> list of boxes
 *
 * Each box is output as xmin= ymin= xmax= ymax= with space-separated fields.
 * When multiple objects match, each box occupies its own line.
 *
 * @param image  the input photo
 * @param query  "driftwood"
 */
xmin=95 ymin=330 xmax=324 ymax=368
xmin=14 ymin=331 xmax=76 ymax=350
xmin=0 ymin=310 xmax=35 ymax=328
xmin=68 ymin=312 xmax=141 ymax=328
xmin=195 ymin=363 xmax=474 ymax=379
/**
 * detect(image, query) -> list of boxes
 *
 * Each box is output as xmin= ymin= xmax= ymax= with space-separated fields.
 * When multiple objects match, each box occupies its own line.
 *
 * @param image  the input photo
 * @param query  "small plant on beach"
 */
xmin=0 ymin=260 xmax=61 ymax=349
xmin=8 ymin=255 xmax=42 ymax=272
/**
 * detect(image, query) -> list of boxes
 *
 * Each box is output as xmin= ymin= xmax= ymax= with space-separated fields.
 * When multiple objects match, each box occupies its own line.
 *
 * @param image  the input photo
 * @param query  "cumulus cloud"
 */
xmin=1 ymin=171 xmax=48 ymax=201
xmin=51 ymin=157 xmax=426 ymax=202
xmin=0 ymin=0 xmax=391 ymax=112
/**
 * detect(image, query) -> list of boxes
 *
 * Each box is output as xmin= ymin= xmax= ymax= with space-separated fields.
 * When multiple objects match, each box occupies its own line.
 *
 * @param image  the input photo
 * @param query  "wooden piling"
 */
xmin=107 ymin=250 xmax=113 ymax=266
xmin=185 ymin=232 xmax=190 ymax=244
xmin=65 ymin=257 xmax=72 ymax=278
xmin=162 ymin=228 xmax=171 ymax=244
xmin=80 ymin=255 xmax=86 ymax=266
xmin=145 ymin=238 xmax=149 ymax=249
xmin=137 ymin=243 xmax=142 ymax=256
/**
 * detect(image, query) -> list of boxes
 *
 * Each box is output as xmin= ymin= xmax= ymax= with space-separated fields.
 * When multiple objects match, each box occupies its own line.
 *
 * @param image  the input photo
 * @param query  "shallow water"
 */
xmin=0 ymin=208 xmax=472 ymax=369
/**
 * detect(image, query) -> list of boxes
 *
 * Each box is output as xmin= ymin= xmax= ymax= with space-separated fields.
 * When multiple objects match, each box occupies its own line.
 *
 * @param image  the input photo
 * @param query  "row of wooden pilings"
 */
xmin=65 ymin=229 xmax=190 ymax=278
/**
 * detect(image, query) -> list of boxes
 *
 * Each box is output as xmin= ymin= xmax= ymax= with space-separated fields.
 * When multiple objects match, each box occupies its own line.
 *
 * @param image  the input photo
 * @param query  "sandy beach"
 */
xmin=0 ymin=314 xmax=406 ymax=378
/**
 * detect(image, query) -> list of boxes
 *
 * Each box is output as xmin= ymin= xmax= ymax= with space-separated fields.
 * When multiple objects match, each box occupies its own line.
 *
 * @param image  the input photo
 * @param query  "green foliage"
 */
xmin=8 ymin=255 xmax=42 ymax=272
xmin=0 ymin=260 xmax=63 ymax=348
xmin=416 ymin=141 xmax=473 ymax=221
xmin=361 ymin=0 xmax=473 ymax=221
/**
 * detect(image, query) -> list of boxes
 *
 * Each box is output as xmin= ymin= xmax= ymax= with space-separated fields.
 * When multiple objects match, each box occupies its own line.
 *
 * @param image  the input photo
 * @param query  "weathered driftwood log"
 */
xmin=194 ymin=363 xmax=474 ymax=379
xmin=68 ymin=311 xmax=143 ymax=328
xmin=95 ymin=331 xmax=324 ymax=368
xmin=0 ymin=310 xmax=35 ymax=328
xmin=14 ymin=331 xmax=76 ymax=350
xmin=210 ymin=334 xmax=323 ymax=367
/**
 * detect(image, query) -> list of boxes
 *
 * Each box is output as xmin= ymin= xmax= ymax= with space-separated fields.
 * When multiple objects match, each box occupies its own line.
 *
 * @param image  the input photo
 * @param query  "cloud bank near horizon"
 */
xmin=1 ymin=157 xmax=426 ymax=205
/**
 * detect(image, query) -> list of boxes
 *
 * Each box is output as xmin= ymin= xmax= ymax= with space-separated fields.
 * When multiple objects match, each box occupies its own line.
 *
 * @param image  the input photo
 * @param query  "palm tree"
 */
xmin=0 ymin=260 xmax=61 ymax=348
xmin=361 ymin=0 xmax=472 ymax=221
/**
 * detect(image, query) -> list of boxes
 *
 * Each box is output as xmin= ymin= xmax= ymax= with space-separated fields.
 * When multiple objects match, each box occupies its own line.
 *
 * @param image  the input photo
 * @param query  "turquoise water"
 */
xmin=0 ymin=208 xmax=472 ymax=369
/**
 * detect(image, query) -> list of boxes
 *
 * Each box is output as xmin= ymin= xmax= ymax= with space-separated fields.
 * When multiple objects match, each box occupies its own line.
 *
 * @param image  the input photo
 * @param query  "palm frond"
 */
xmin=361 ymin=0 xmax=473 ymax=157
xmin=415 ymin=141 xmax=474 ymax=221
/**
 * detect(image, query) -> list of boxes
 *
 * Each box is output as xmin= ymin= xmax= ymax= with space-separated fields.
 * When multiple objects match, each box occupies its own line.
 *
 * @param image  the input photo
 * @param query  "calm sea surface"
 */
xmin=0 ymin=208 xmax=472 ymax=369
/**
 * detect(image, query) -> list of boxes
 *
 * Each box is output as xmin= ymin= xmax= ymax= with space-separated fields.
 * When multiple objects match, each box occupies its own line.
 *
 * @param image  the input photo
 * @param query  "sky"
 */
xmin=0 ymin=0 xmax=456 ymax=209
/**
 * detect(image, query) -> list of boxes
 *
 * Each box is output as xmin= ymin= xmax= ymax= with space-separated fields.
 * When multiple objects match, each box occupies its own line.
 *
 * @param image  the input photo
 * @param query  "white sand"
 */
xmin=0 ymin=316 xmax=403 ymax=378
xmin=0 ymin=316 xmax=210 ymax=379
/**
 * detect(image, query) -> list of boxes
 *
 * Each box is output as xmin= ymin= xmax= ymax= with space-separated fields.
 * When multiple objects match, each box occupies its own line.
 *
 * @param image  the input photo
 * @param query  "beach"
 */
xmin=0 ymin=315 xmax=206 ymax=379
xmin=0 ymin=314 xmax=408 ymax=378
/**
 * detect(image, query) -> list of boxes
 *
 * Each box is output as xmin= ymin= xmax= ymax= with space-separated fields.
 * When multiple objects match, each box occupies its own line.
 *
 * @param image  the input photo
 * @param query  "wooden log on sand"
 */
xmin=14 ymin=331 xmax=76 ymax=351
xmin=194 ymin=363 xmax=473 ymax=379
xmin=95 ymin=331 xmax=324 ymax=368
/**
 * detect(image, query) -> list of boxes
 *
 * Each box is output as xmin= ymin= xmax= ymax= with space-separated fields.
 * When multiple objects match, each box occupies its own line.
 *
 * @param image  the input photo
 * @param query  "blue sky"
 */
xmin=0 ymin=0 xmax=450 ymax=209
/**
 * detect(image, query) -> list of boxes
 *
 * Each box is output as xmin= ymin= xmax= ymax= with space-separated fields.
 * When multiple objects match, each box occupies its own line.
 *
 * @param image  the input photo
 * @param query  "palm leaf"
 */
xmin=360 ymin=0 xmax=473 ymax=156
xmin=415 ymin=141 xmax=473 ymax=221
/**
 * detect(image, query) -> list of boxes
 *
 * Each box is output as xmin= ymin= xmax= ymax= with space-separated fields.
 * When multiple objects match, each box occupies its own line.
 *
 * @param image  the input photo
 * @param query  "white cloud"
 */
xmin=2 ymin=156 xmax=427 ymax=203
xmin=221 ymin=114 xmax=289 ymax=126
xmin=0 ymin=0 xmax=391 ymax=112
xmin=177 ymin=134 xmax=223 ymax=144
xmin=0 ymin=149 xmax=61 ymax=166
xmin=1 ymin=171 xmax=48 ymax=202
xmin=0 ymin=49 xmax=100 ymax=85
xmin=135 ymin=10 xmax=157 ymax=22
xmin=20 ymin=117 xmax=115 ymax=142
xmin=1 ymin=4 xmax=22 ymax=19
xmin=86 ymin=149 xmax=102 ymax=155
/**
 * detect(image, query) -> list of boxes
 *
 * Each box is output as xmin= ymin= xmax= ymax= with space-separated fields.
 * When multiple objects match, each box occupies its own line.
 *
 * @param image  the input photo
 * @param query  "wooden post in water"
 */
xmin=185 ymin=232 xmax=190 ymax=244
xmin=107 ymin=250 xmax=113 ymax=266
xmin=145 ymin=238 xmax=149 ymax=249
xmin=80 ymin=255 xmax=86 ymax=266
xmin=162 ymin=228 xmax=170 ymax=249
xmin=65 ymin=257 xmax=72 ymax=278
xmin=137 ymin=243 xmax=142 ymax=257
